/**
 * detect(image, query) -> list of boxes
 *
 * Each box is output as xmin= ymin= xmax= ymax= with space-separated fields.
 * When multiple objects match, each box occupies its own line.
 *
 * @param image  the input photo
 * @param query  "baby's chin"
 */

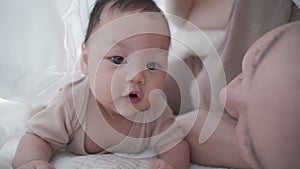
xmin=115 ymin=103 xmax=151 ymax=116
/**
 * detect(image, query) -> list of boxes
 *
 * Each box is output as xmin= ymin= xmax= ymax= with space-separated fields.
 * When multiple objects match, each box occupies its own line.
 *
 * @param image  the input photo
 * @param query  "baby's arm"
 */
xmin=148 ymin=104 xmax=190 ymax=169
xmin=150 ymin=139 xmax=190 ymax=169
xmin=13 ymin=133 xmax=53 ymax=169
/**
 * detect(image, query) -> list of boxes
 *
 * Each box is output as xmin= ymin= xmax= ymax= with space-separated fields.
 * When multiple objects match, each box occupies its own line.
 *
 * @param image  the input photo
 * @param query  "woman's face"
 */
xmin=220 ymin=23 xmax=300 ymax=169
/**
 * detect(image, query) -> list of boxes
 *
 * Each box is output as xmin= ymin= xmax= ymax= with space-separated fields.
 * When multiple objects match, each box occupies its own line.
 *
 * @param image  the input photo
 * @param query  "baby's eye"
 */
xmin=110 ymin=55 xmax=127 ymax=65
xmin=146 ymin=61 xmax=160 ymax=71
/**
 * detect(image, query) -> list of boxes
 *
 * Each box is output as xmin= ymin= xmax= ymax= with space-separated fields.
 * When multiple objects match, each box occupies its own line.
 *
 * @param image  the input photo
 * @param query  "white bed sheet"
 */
xmin=51 ymin=151 xmax=225 ymax=169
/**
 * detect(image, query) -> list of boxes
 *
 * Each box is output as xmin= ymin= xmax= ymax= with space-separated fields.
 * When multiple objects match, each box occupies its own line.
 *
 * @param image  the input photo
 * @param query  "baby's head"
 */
xmin=83 ymin=0 xmax=167 ymax=43
xmin=220 ymin=21 xmax=300 ymax=169
xmin=80 ymin=0 xmax=170 ymax=117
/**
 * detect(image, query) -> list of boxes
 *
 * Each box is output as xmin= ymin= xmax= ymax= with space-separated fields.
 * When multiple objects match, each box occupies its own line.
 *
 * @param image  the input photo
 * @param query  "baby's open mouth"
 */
xmin=129 ymin=93 xmax=138 ymax=98
xmin=128 ymin=92 xmax=141 ymax=104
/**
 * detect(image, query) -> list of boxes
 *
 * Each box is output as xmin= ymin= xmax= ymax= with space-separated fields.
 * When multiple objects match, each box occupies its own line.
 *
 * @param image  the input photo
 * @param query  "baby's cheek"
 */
xmin=152 ymin=76 xmax=166 ymax=89
xmin=93 ymin=77 xmax=113 ymax=97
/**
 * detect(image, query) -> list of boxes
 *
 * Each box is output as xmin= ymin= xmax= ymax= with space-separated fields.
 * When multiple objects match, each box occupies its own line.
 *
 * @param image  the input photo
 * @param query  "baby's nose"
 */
xmin=126 ymin=70 xmax=146 ymax=85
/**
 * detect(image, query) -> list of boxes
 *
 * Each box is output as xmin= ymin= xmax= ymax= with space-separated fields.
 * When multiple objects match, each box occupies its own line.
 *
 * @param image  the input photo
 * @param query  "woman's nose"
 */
xmin=126 ymin=70 xmax=146 ymax=85
xmin=220 ymin=85 xmax=239 ymax=119
xmin=219 ymin=75 xmax=245 ymax=119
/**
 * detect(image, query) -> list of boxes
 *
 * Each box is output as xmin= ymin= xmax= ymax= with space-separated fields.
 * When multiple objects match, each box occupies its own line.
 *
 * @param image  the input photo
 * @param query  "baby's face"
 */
xmin=220 ymin=22 xmax=300 ymax=169
xmin=82 ymin=8 xmax=170 ymax=117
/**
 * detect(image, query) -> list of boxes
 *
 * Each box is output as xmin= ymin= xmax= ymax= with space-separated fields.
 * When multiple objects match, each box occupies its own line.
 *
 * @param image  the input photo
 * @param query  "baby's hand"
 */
xmin=149 ymin=159 xmax=176 ymax=169
xmin=16 ymin=160 xmax=55 ymax=169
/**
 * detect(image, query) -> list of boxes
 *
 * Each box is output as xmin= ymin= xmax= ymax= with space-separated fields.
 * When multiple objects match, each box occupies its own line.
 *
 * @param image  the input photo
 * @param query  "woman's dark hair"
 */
xmin=84 ymin=0 xmax=167 ymax=43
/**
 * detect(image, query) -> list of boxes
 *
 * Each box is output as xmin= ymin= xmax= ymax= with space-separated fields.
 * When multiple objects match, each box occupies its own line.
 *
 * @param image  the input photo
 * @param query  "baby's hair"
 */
xmin=84 ymin=0 xmax=168 ymax=43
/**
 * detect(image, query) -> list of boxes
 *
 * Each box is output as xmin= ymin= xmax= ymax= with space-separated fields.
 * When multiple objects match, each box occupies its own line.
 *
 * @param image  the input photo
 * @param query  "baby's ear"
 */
xmin=80 ymin=44 xmax=88 ymax=75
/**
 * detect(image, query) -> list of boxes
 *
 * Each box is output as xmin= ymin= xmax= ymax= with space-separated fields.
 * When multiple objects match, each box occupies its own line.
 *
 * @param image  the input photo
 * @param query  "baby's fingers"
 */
xmin=17 ymin=160 xmax=55 ymax=169
xmin=149 ymin=159 xmax=175 ymax=169
xmin=36 ymin=164 xmax=55 ymax=169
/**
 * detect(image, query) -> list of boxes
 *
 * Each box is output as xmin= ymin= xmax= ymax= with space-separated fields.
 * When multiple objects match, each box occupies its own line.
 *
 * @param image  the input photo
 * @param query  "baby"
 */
xmin=13 ymin=0 xmax=189 ymax=169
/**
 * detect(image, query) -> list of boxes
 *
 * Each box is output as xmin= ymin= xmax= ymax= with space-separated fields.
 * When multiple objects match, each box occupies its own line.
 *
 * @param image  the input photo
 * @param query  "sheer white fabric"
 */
xmin=293 ymin=0 xmax=300 ymax=9
xmin=0 ymin=0 xmax=95 ymax=104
